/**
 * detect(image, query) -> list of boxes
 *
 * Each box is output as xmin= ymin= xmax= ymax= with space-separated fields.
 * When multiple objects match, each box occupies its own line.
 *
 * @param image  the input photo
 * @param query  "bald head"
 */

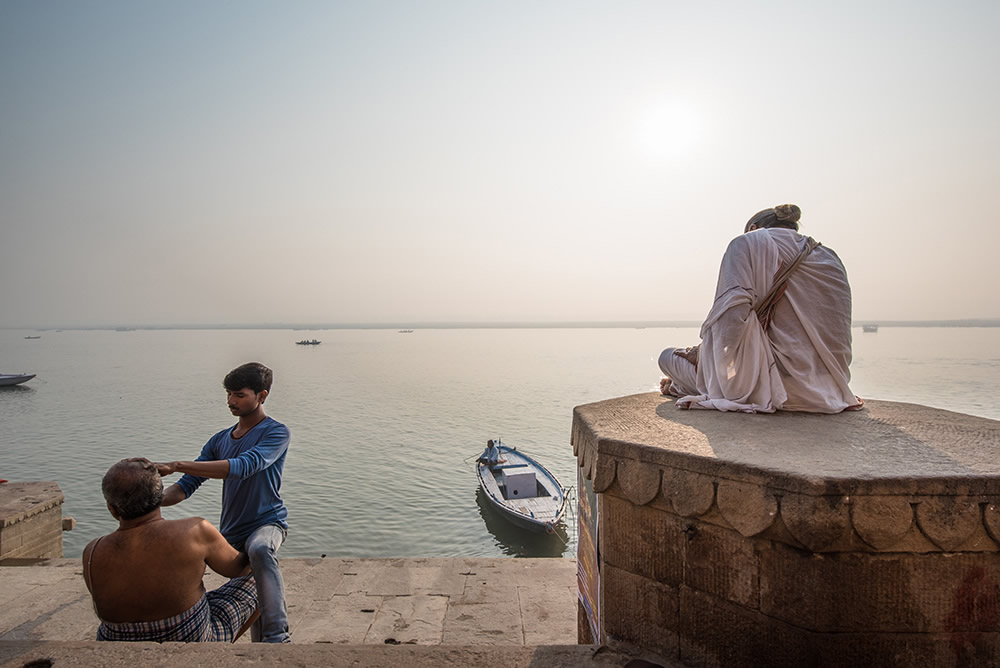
xmin=102 ymin=458 xmax=164 ymax=520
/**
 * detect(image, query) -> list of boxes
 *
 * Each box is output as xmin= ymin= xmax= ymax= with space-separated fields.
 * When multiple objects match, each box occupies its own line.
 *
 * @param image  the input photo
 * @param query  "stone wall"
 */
xmin=573 ymin=393 xmax=1000 ymax=668
xmin=0 ymin=482 xmax=66 ymax=560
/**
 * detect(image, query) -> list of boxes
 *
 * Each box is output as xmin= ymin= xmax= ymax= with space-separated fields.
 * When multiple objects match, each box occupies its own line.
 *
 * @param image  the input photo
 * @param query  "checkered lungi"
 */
xmin=97 ymin=575 xmax=257 ymax=642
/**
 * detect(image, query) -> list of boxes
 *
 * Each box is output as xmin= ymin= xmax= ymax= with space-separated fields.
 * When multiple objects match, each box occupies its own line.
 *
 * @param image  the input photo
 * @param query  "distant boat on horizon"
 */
xmin=398 ymin=329 xmax=414 ymax=333
xmin=295 ymin=339 xmax=321 ymax=345
xmin=862 ymin=324 xmax=879 ymax=333
xmin=24 ymin=335 xmax=41 ymax=339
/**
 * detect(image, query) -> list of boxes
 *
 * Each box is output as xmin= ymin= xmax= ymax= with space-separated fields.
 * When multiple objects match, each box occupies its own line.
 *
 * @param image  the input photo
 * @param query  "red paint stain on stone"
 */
xmin=945 ymin=567 xmax=1000 ymax=659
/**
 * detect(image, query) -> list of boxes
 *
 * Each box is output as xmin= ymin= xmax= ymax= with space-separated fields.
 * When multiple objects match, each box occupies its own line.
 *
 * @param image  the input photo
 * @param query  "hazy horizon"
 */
xmin=3 ymin=1 xmax=999 ymax=329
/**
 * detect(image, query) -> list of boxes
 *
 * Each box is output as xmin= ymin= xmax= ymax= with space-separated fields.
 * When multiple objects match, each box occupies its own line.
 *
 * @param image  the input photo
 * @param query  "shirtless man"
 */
xmin=82 ymin=458 xmax=258 ymax=642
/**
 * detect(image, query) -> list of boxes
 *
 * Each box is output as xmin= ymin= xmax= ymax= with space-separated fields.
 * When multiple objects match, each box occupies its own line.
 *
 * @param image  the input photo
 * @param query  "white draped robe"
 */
xmin=663 ymin=228 xmax=857 ymax=413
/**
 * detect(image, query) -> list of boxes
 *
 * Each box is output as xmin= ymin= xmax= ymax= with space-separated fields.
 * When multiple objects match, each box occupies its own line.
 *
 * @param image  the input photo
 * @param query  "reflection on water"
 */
xmin=474 ymin=486 xmax=571 ymax=558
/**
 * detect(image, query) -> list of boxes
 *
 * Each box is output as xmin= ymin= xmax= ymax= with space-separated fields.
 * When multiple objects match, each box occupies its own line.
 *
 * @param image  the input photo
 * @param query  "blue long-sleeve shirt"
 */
xmin=176 ymin=416 xmax=290 ymax=546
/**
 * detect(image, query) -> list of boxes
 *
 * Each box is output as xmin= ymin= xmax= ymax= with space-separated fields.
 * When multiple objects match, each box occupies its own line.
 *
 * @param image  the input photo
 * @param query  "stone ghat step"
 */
xmin=0 ymin=558 xmax=579 ymax=647
xmin=0 ymin=641 xmax=674 ymax=668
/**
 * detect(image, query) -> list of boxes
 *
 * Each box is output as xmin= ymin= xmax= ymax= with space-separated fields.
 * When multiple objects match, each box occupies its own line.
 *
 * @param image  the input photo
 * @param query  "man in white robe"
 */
xmin=658 ymin=204 xmax=861 ymax=414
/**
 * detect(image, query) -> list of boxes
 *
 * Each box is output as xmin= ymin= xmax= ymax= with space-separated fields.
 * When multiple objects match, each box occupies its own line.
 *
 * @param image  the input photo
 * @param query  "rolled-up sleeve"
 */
xmin=227 ymin=424 xmax=290 ymax=479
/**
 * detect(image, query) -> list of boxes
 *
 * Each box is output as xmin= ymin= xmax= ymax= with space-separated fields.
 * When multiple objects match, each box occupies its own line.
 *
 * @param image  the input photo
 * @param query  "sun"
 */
xmin=635 ymin=99 xmax=704 ymax=159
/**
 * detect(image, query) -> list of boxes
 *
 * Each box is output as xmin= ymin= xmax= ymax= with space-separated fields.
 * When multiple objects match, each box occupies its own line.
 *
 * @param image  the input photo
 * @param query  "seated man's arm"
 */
xmin=160 ymin=482 xmax=188 ymax=507
xmin=197 ymin=519 xmax=251 ymax=578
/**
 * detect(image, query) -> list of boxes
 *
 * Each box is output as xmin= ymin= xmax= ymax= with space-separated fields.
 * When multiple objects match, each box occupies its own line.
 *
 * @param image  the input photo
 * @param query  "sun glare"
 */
xmin=635 ymin=100 xmax=704 ymax=159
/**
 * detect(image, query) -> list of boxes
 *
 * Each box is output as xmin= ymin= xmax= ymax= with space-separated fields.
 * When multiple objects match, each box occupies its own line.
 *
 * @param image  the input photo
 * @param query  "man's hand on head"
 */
xmin=155 ymin=462 xmax=178 ymax=477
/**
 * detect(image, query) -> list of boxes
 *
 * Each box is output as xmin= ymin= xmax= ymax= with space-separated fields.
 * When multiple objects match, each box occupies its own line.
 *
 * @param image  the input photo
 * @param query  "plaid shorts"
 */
xmin=97 ymin=575 xmax=257 ymax=642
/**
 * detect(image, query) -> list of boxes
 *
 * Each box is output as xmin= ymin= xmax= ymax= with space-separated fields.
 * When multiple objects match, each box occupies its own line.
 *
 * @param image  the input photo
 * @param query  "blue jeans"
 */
xmin=240 ymin=524 xmax=289 ymax=643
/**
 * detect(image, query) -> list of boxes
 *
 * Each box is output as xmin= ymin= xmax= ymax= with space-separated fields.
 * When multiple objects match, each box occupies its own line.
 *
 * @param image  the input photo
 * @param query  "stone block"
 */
xmin=682 ymin=520 xmax=759 ymax=609
xmin=365 ymin=594 xmax=448 ymax=645
xmin=679 ymin=586 xmax=812 ymax=668
xmin=760 ymin=543 xmax=1000 ymax=633
xmin=809 ymin=631 xmax=1000 ymax=668
xmin=601 ymin=563 xmax=678 ymax=657
xmin=441 ymin=599 xmax=524 ymax=645
xmin=518 ymin=583 xmax=577 ymax=645
xmin=600 ymin=494 xmax=683 ymax=586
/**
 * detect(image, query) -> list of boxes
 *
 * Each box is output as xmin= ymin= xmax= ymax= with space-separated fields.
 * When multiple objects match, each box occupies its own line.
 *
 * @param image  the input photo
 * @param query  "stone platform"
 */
xmin=0 ymin=557 xmax=673 ymax=667
xmin=0 ymin=557 xmax=575 ymax=646
xmin=573 ymin=393 xmax=1000 ymax=668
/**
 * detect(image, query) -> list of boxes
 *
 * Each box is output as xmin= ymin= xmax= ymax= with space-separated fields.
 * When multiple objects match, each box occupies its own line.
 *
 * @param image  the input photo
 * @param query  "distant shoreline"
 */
xmin=6 ymin=319 xmax=1000 ymax=331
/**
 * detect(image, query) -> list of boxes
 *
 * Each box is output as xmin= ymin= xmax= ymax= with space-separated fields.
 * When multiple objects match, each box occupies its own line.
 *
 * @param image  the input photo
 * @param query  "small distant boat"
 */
xmin=24 ymin=335 xmax=41 ymax=339
xmin=0 ymin=373 xmax=35 ymax=386
xmin=476 ymin=439 xmax=566 ymax=533
xmin=862 ymin=324 xmax=879 ymax=333
xmin=398 ymin=329 xmax=414 ymax=334
xmin=295 ymin=339 xmax=321 ymax=345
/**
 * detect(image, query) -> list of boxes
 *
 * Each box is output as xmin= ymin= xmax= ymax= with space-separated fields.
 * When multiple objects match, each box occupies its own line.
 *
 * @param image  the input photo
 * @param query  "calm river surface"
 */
xmin=2 ymin=326 xmax=998 ymax=559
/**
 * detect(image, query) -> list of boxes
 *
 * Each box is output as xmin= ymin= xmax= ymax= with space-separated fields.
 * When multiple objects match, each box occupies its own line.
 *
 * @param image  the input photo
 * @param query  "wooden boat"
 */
xmin=295 ymin=339 xmax=321 ymax=345
xmin=476 ymin=440 xmax=566 ymax=533
xmin=0 ymin=373 xmax=35 ymax=386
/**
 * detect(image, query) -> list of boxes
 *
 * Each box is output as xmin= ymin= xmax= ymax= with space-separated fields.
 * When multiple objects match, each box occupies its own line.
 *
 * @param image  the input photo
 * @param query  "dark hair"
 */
xmin=224 ymin=362 xmax=273 ymax=394
xmin=744 ymin=204 xmax=802 ymax=233
xmin=102 ymin=458 xmax=163 ymax=520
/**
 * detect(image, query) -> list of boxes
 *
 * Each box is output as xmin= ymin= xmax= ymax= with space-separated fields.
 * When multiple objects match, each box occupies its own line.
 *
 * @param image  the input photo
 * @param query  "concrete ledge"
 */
xmin=0 ymin=558 xmax=580 ymax=647
xmin=0 ymin=483 xmax=65 ymax=561
xmin=0 ymin=641 xmax=669 ymax=668
xmin=573 ymin=393 xmax=1000 ymax=553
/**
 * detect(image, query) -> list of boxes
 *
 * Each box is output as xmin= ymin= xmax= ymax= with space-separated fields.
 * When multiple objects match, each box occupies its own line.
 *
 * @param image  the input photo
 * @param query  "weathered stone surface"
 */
xmin=682 ymin=521 xmax=759 ymax=609
xmin=679 ymin=586 xmax=812 ymax=668
xmin=366 ymin=594 xmax=449 ymax=645
xmin=663 ymin=469 xmax=715 ymax=518
xmin=617 ymin=459 xmax=661 ymax=506
xmin=760 ymin=545 xmax=1000 ymax=633
xmin=985 ymin=500 xmax=1000 ymax=544
xmin=715 ymin=480 xmax=777 ymax=537
xmin=573 ymin=393 xmax=1000 ymax=667
xmin=573 ymin=393 xmax=1000 ymax=496
xmin=591 ymin=456 xmax=616 ymax=492
xmin=852 ymin=495 xmax=914 ymax=550
xmin=916 ymin=496 xmax=982 ymax=551
xmin=0 ymin=641 xmax=672 ymax=668
xmin=601 ymin=564 xmax=678 ymax=658
xmin=0 ymin=558 xmax=577 ymax=647
xmin=600 ymin=495 xmax=683 ymax=587
xmin=780 ymin=493 xmax=851 ymax=551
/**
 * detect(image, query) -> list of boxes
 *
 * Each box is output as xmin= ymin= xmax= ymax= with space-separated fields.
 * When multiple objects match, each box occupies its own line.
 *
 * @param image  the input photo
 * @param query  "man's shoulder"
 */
xmin=260 ymin=416 xmax=290 ymax=437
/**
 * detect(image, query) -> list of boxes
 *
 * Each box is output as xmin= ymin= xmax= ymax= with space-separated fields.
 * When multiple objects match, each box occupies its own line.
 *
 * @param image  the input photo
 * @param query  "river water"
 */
xmin=2 ymin=326 xmax=998 ymax=559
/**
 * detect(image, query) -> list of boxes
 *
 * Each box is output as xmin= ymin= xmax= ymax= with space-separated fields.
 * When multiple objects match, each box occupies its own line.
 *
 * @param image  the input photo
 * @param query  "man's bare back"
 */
xmin=84 ymin=514 xmax=249 ymax=623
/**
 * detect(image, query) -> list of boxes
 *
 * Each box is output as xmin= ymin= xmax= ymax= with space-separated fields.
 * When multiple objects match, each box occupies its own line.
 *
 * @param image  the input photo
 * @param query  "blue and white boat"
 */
xmin=476 ymin=439 xmax=566 ymax=533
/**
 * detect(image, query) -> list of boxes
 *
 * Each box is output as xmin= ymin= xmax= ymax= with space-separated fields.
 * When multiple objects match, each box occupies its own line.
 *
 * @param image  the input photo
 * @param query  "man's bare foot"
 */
xmin=660 ymin=377 xmax=673 ymax=396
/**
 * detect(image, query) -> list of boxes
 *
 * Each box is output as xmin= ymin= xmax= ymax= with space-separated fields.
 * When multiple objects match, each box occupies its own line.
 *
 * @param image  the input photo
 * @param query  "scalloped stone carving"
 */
xmin=664 ymin=469 xmax=714 ymax=518
xmin=592 ymin=456 xmax=617 ymax=493
xmin=617 ymin=459 xmax=660 ymax=506
xmin=852 ymin=496 xmax=914 ymax=550
xmin=716 ymin=481 xmax=778 ymax=537
xmin=781 ymin=493 xmax=851 ymax=551
xmin=916 ymin=497 xmax=981 ymax=551
xmin=984 ymin=501 xmax=1000 ymax=544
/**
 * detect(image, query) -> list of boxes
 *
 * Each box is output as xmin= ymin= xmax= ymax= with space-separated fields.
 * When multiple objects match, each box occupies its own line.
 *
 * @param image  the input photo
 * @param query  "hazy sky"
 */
xmin=2 ymin=1 xmax=998 ymax=328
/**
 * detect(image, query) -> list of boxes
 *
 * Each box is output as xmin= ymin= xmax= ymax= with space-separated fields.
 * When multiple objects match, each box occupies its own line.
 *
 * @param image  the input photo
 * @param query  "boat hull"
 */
xmin=476 ymin=445 xmax=566 ymax=533
xmin=0 ymin=374 xmax=35 ymax=387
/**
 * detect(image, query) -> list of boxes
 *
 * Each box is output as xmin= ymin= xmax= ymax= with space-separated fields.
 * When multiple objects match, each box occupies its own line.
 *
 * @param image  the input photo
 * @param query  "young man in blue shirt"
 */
xmin=156 ymin=362 xmax=291 ymax=643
